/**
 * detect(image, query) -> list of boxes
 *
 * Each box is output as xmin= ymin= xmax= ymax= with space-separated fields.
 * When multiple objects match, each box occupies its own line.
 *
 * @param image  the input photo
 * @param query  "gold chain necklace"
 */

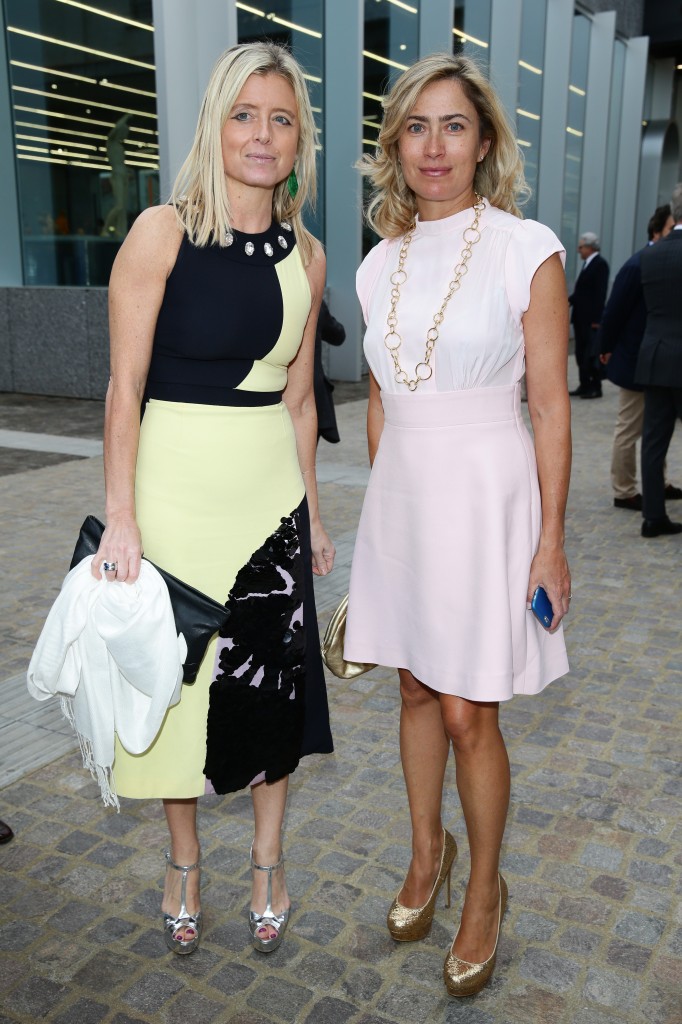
xmin=384 ymin=193 xmax=485 ymax=391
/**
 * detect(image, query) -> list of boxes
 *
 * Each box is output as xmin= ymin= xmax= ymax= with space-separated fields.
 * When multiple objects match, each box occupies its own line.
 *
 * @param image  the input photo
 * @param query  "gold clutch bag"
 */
xmin=321 ymin=594 xmax=376 ymax=679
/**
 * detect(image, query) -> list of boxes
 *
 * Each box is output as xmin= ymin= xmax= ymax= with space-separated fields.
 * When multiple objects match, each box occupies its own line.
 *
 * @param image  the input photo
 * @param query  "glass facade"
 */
xmin=362 ymin=0 xmax=419 ymax=152
xmin=5 ymin=0 xmax=157 ymax=286
xmin=361 ymin=0 xmax=419 ymax=253
xmin=453 ymin=0 xmax=491 ymax=70
xmin=562 ymin=13 xmax=590 ymax=279
xmin=0 ymin=0 xmax=656 ymax=314
xmin=236 ymin=0 xmax=324 ymax=241
xmin=517 ymin=0 xmax=547 ymax=220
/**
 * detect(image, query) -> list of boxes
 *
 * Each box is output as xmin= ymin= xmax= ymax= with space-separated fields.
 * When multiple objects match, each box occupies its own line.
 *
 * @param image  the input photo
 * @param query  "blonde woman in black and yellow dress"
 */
xmin=92 ymin=43 xmax=335 ymax=955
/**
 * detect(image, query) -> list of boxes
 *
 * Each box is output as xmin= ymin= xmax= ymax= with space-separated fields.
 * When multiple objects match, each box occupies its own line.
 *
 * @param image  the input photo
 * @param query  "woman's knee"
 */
xmin=441 ymin=698 xmax=499 ymax=752
xmin=398 ymin=668 xmax=438 ymax=710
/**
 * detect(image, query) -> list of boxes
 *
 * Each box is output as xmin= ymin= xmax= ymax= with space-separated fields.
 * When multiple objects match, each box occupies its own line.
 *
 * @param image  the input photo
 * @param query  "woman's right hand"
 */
xmin=92 ymin=514 xmax=142 ymax=583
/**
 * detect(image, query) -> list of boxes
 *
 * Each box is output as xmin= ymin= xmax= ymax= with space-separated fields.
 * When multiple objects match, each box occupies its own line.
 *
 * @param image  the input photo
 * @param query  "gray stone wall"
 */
xmin=578 ymin=0 xmax=644 ymax=37
xmin=0 ymin=287 xmax=109 ymax=399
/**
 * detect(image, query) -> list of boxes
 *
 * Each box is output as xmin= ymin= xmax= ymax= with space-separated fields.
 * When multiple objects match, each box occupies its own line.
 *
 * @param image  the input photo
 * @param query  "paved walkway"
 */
xmin=0 ymin=381 xmax=680 ymax=1024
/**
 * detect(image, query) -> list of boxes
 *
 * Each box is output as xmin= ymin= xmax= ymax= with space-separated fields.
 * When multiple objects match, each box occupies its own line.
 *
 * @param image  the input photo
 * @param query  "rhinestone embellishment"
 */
xmin=225 ymin=231 xmax=234 ymax=246
xmin=278 ymin=236 xmax=288 ymax=249
xmin=264 ymin=242 xmax=274 ymax=257
xmin=281 ymin=221 xmax=292 ymax=232
xmin=244 ymin=241 xmax=255 ymax=256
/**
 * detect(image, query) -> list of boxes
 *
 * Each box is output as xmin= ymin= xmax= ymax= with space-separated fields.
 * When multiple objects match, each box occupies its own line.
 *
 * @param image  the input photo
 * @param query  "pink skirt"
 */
xmin=344 ymin=384 xmax=569 ymax=701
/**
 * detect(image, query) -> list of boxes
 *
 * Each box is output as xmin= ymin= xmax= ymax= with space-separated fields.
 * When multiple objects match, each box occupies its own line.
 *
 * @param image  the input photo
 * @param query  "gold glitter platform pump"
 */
xmin=387 ymin=828 xmax=457 ymax=942
xmin=443 ymin=874 xmax=508 ymax=997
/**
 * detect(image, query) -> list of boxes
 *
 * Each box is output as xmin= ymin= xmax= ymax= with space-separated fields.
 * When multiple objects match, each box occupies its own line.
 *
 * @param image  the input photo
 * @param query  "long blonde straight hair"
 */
xmin=170 ymin=42 xmax=318 ymax=264
xmin=359 ymin=53 xmax=530 ymax=238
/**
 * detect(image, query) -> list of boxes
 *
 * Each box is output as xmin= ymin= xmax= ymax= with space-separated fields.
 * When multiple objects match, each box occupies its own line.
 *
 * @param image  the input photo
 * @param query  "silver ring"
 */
xmin=102 ymin=561 xmax=117 ymax=572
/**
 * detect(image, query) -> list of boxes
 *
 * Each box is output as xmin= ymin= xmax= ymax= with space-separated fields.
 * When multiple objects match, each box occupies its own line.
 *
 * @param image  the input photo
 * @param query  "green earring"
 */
xmin=287 ymin=168 xmax=299 ymax=199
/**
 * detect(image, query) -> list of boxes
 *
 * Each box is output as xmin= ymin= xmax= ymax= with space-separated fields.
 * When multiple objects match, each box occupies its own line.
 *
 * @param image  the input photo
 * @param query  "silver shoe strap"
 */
xmin=165 ymin=850 xmax=201 ymax=924
xmin=165 ymin=850 xmax=201 ymax=873
xmin=250 ymin=844 xmax=284 ymax=921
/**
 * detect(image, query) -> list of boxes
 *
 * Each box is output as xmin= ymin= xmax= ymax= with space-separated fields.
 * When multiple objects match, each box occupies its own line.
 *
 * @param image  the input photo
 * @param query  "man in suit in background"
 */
xmin=599 ymin=205 xmax=679 ymax=511
xmin=637 ymin=183 xmax=682 ymax=537
xmin=568 ymin=232 xmax=609 ymax=399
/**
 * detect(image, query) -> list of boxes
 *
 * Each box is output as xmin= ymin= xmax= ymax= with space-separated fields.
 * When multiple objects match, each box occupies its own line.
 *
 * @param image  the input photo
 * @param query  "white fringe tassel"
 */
xmin=61 ymin=696 xmax=120 ymax=811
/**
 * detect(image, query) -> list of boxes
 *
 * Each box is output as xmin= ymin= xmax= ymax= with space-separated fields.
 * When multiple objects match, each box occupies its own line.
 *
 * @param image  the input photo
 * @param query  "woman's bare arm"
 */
xmin=523 ymin=252 xmax=572 ymax=630
xmin=95 ymin=205 xmax=182 ymax=582
xmin=283 ymin=239 xmax=335 ymax=576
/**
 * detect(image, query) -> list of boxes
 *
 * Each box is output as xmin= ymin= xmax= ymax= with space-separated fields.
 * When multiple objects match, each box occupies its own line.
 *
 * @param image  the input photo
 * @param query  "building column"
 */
xmin=0 ymin=1 xmax=22 ymax=286
xmin=536 ymin=0 xmax=574 ymax=236
xmin=611 ymin=36 xmax=649 ymax=274
xmin=649 ymin=58 xmax=676 ymax=121
xmin=325 ymin=0 xmax=364 ymax=381
xmin=489 ymin=0 xmax=522 ymax=125
xmin=635 ymin=58 xmax=679 ymax=246
xmin=418 ymin=0 xmax=454 ymax=58
xmin=577 ymin=11 xmax=616 ymax=251
xmin=636 ymin=121 xmax=680 ymax=244
xmin=152 ymin=0 xmax=237 ymax=200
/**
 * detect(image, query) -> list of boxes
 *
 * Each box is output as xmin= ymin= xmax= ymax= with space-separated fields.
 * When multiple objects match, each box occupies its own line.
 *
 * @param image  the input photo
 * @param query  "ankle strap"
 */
xmin=165 ymin=850 xmax=201 ymax=873
xmin=250 ymin=847 xmax=284 ymax=873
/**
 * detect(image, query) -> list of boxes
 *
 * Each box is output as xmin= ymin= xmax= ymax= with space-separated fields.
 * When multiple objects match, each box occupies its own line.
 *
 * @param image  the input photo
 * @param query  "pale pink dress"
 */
xmin=344 ymin=201 xmax=569 ymax=701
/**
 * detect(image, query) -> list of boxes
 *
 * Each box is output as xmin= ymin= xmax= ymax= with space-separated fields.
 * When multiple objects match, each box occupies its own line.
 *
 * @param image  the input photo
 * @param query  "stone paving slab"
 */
xmin=0 ymin=385 xmax=681 ymax=1024
xmin=0 ymin=429 xmax=103 ymax=457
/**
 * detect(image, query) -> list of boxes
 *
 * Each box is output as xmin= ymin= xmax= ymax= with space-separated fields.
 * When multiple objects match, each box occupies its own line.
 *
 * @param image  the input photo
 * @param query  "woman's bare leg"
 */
xmin=397 ymin=668 xmax=451 ymax=906
xmin=440 ymin=697 xmax=510 ymax=962
xmin=162 ymin=798 xmax=201 ymax=940
xmin=251 ymin=775 xmax=290 ymax=940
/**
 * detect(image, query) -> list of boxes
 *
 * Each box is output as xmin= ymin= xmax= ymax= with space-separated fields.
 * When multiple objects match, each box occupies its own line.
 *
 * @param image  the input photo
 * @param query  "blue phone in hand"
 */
xmin=531 ymin=586 xmax=554 ymax=629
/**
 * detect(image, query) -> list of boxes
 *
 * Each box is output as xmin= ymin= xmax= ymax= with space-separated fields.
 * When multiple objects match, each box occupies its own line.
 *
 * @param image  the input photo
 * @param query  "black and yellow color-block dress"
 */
xmin=112 ymin=220 xmax=333 ymax=799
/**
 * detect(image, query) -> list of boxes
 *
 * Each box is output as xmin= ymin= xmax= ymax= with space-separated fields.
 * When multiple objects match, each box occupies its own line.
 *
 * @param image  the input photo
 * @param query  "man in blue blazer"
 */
xmin=599 ymin=205 xmax=678 ymax=510
xmin=636 ymin=183 xmax=682 ymax=537
xmin=568 ymin=233 xmax=609 ymax=398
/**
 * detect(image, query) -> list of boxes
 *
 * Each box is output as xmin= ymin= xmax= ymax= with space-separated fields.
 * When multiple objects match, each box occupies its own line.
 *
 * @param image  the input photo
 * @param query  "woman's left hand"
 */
xmin=311 ymin=520 xmax=335 ymax=577
xmin=527 ymin=543 xmax=571 ymax=632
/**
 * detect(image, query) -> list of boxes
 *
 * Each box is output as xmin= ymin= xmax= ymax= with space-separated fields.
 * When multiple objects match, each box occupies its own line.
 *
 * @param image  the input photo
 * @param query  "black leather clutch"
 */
xmin=71 ymin=515 xmax=230 ymax=684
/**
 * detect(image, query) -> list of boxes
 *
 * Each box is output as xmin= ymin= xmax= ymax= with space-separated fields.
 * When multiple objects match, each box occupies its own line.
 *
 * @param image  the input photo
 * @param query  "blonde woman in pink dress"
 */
xmin=344 ymin=54 xmax=571 ymax=997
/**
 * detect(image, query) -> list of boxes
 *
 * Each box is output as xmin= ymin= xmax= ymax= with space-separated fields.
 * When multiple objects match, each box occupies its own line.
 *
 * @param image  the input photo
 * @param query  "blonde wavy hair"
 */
xmin=170 ymin=42 xmax=318 ymax=264
xmin=360 ymin=53 xmax=530 ymax=238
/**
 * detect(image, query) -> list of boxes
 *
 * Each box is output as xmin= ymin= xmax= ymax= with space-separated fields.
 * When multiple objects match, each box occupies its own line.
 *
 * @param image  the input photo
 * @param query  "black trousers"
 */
xmin=641 ymin=386 xmax=682 ymax=521
xmin=573 ymin=321 xmax=601 ymax=391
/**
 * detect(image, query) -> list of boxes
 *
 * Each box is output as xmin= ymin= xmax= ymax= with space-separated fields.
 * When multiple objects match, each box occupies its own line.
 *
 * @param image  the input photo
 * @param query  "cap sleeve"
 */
xmin=356 ymin=239 xmax=391 ymax=325
xmin=505 ymin=219 xmax=565 ymax=323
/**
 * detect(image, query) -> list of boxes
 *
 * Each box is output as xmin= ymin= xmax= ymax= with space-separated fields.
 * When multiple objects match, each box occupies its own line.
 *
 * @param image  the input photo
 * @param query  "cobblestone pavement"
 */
xmin=0 ymin=379 xmax=681 ymax=1024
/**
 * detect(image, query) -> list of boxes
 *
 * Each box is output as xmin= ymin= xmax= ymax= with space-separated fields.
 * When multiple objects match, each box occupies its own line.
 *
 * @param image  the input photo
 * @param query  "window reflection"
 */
xmin=562 ymin=13 xmax=590 ymax=279
xmin=362 ymin=0 xmax=419 ymax=254
xmin=237 ymin=1 xmax=324 ymax=242
xmin=362 ymin=0 xmax=418 ymax=153
xmin=517 ymin=0 xmax=546 ymax=219
xmin=453 ymin=0 xmax=490 ymax=71
xmin=6 ymin=0 xmax=157 ymax=286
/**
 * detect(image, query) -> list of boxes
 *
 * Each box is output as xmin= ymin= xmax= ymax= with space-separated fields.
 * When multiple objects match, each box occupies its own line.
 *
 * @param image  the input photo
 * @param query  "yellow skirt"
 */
xmin=113 ymin=398 xmax=316 ymax=799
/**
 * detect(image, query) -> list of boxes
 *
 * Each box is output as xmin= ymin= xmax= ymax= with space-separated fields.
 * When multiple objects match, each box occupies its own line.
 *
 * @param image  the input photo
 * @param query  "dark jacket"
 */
xmin=635 ymin=229 xmax=682 ymax=388
xmin=314 ymin=300 xmax=346 ymax=444
xmin=569 ymin=253 xmax=609 ymax=327
xmin=598 ymin=247 xmax=647 ymax=391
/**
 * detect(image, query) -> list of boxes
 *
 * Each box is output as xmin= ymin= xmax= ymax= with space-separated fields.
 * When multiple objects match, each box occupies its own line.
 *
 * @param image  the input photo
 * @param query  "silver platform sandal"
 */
xmin=249 ymin=844 xmax=290 ymax=953
xmin=163 ymin=851 xmax=203 ymax=955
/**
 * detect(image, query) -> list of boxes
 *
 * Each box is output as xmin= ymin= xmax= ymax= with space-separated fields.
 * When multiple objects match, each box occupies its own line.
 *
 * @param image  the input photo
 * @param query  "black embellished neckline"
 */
xmin=206 ymin=219 xmax=296 ymax=265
